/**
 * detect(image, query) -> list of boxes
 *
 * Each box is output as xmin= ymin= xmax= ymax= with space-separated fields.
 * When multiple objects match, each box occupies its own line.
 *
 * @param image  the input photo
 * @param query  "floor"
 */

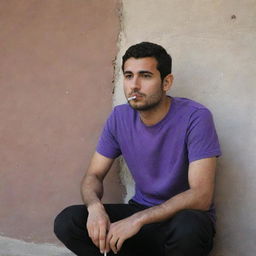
xmin=0 ymin=236 xmax=75 ymax=256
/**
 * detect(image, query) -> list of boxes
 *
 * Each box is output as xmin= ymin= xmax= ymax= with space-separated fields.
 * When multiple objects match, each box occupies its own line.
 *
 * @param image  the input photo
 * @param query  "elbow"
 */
xmin=198 ymin=202 xmax=211 ymax=211
xmin=194 ymin=190 xmax=213 ymax=211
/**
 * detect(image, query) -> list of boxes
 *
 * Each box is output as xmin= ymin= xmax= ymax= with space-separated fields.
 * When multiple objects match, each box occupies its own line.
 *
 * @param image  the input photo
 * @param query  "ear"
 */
xmin=162 ymin=74 xmax=174 ymax=92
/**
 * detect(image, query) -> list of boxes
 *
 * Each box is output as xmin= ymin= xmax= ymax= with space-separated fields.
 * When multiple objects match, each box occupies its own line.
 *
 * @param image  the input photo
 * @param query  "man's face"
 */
xmin=123 ymin=57 xmax=165 ymax=111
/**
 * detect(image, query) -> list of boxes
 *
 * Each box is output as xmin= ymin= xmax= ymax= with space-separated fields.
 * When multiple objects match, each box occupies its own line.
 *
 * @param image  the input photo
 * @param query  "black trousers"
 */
xmin=54 ymin=201 xmax=215 ymax=256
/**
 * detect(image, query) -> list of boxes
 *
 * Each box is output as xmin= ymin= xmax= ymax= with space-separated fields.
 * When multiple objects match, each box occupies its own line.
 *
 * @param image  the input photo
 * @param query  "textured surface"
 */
xmin=0 ymin=0 xmax=122 ymax=244
xmin=114 ymin=1 xmax=256 ymax=255
xmin=0 ymin=235 xmax=75 ymax=256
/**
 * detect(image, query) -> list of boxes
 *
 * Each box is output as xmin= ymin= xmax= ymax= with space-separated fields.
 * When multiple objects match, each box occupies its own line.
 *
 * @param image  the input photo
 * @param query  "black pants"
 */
xmin=54 ymin=201 xmax=215 ymax=256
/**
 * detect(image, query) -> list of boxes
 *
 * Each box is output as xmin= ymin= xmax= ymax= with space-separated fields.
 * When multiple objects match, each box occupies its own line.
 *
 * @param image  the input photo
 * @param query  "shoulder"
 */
xmin=173 ymin=97 xmax=208 ymax=111
xmin=173 ymin=97 xmax=213 ymax=117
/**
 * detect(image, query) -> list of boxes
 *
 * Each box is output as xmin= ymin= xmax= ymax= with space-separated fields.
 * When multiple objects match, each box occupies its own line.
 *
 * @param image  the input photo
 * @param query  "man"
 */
xmin=54 ymin=42 xmax=221 ymax=256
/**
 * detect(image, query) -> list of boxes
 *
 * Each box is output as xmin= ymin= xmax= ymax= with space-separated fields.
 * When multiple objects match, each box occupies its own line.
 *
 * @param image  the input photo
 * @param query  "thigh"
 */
xmin=104 ymin=203 xmax=144 ymax=222
xmin=164 ymin=209 xmax=215 ymax=256
xmin=122 ymin=220 xmax=166 ymax=256
xmin=55 ymin=203 xmax=142 ymax=237
xmin=124 ymin=209 xmax=215 ymax=256
xmin=54 ymin=204 xmax=146 ymax=256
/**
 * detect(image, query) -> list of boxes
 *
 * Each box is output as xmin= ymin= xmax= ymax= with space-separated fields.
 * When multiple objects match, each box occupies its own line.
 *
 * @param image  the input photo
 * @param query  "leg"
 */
xmin=54 ymin=205 xmax=98 ymax=256
xmin=54 ymin=206 xmax=214 ymax=256
xmin=163 ymin=210 xmax=215 ymax=256
xmin=54 ymin=204 xmax=145 ymax=256
xmin=114 ymin=209 xmax=215 ymax=256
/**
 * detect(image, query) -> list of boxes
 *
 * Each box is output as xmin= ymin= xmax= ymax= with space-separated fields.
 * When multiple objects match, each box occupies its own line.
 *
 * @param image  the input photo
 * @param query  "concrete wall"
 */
xmin=1 ymin=1 xmax=256 ymax=254
xmin=114 ymin=1 xmax=256 ymax=255
xmin=0 ymin=0 xmax=122 ymax=244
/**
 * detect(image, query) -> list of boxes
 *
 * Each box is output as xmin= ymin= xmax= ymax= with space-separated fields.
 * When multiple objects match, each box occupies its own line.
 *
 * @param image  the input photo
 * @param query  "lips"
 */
xmin=130 ymin=93 xmax=143 ymax=98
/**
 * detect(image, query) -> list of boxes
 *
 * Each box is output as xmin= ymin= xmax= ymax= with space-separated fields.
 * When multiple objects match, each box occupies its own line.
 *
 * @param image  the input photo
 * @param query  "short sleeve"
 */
xmin=96 ymin=109 xmax=122 ymax=159
xmin=186 ymin=108 xmax=221 ymax=162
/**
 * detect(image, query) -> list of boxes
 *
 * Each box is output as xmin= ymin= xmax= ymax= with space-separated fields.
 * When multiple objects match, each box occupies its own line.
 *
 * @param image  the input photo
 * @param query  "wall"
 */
xmin=1 ymin=1 xmax=255 ymax=253
xmin=0 ymin=0 xmax=122 ymax=244
xmin=114 ymin=1 xmax=256 ymax=255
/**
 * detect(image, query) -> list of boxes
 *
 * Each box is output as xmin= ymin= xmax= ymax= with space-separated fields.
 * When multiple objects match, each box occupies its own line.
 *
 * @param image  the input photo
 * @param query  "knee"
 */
xmin=165 ymin=210 xmax=213 ymax=254
xmin=54 ymin=206 xmax=72 ymax=241
xmin=54 ymin=205 xmax=85 ymax=243
xmin=170 ymin=209 xmax=210 ymax=233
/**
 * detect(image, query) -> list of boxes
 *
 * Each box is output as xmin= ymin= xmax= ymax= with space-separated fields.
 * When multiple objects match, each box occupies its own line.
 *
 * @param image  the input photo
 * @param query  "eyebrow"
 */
xmin=123 ymin=70 xmax=153 ymax=75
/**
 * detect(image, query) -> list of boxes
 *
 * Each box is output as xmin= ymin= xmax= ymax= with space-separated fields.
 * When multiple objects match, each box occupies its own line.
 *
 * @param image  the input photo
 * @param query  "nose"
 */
xmin=130 ymin=76 xmax=141 ymax=90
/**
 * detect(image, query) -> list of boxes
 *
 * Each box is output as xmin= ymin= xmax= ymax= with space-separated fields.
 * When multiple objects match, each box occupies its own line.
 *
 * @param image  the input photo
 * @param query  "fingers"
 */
xmin=105 ymin=232 xmax=111 ymax=253
xmin=108 ymin=236 xmax=124 ymax=254
xmin=106 ymin=223 xmax=120 ymax=254
xmin=86 ymin=206 xmax=110 ymax=251
xmin=87 ymin=220 xmax=109 ymax=252
xmin=116 ymin=238 xmax=124 ymax=253
xmin=99 ymin=223 xmax=107 ymax=253
xmin=106 ymin=232 xmax=123 ymax=254
xmin=107 ymin=234 xmax=118 ymax=254
xmin=105 ymin=217 xmax=141 ymax=254
xmin=86 ymin=223 xmax=95 ymax=245
xmin=87 ymin=224 xmax=99 ymax=247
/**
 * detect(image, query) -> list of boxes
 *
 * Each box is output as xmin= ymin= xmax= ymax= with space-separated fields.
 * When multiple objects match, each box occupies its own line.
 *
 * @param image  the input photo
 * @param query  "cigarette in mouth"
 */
xmin=104 ymin=252 xmax=107 ymax=256
xmin=128 ymin=96 xmax=136 ymax=101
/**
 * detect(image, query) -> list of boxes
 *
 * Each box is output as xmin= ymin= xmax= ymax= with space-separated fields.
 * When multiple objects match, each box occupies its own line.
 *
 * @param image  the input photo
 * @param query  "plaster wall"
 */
xmin=0 ymin=0 xmax=122 ymax=243
xmin=114 ymin=1 xmax=256 ymax=255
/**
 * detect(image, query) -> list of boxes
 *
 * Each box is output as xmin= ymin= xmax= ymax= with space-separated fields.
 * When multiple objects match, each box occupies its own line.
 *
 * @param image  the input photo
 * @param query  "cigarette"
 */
xmin=104 ymin=252 xmax=107 ymax=256
xmin=128 ymin=96 xmax=136 ymax=101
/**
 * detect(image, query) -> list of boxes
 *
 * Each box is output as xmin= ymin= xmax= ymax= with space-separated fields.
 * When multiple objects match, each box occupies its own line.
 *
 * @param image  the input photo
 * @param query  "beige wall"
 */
xmin=0 ymin=0 xmax=122 ymax=243
xmin=1 ymin=1 xmax=256 ymax=253
xmin=114 ymin=1 xmax=256 ymax=255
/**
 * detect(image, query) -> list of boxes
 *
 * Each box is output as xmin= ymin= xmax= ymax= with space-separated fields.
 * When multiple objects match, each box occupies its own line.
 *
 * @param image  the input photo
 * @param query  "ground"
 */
xmin=0 ymin=236 xmax=75 ymax=256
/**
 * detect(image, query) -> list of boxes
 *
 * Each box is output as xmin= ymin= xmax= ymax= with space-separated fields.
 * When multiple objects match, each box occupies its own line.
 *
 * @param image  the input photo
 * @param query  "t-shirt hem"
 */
xmin=96 ymin=149 xmax=119 ymax=159
xmin=189 ymin=151 xmax=221 ymax=163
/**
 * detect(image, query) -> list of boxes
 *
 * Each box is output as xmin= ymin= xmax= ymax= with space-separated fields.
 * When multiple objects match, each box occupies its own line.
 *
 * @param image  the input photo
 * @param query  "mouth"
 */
xmin=129 ymin=93 xmax=144 ymax=99
xmin=127 ymin=95 xmax=136 ymax=101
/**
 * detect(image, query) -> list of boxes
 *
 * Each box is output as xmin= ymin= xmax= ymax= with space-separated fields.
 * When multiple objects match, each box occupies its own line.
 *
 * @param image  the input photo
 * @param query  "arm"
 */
xmin=134 ymin=157 xmax=216 ymax=224
xmin=81 ymin=151 xmax=114 ymax=253
xmin=106 ymin=157 xmax=216 ymax=253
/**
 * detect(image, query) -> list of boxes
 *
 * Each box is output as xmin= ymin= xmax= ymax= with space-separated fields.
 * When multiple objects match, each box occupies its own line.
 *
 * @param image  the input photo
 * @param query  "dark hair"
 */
xmin=122 ymin=42 xmax=172 ymax=80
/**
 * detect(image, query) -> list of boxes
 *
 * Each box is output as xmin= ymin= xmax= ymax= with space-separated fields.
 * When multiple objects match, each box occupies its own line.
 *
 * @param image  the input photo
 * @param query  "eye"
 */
xmin=124 ymin=74 xmax=133 ymax=79
xmin=143 ymin=73 xmax=152 ymax=78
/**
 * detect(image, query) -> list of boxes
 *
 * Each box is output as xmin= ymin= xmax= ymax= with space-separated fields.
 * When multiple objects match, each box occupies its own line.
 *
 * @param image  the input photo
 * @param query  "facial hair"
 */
xmin=128 ymin=83 xmax=164 ymax=111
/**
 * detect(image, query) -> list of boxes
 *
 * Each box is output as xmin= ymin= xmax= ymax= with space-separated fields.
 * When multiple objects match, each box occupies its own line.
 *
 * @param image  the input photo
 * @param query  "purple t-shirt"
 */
xmin=96 ymin=97 xmax=221 ymax=221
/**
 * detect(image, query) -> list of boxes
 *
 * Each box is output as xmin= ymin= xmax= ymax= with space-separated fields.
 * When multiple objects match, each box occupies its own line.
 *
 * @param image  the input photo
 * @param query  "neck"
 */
xmin=139 ymin=96 xmax=171 ymax=126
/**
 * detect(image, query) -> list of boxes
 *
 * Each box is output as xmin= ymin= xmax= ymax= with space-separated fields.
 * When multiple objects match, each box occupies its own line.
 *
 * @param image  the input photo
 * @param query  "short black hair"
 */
xmin=122 ymin=42 xmax=172 ymax=80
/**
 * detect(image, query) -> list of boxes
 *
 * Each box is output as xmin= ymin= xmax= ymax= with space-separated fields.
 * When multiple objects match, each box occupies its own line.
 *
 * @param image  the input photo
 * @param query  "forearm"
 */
xmin=83 ymin=173 xmax=111 ymax=253
xmin=134 ymin=188 xmax=213 ymax=226
xmin=81 ymin=173 xmax=104 ymax=207
xmin=80 ymin=152 xmax=114 ymax=208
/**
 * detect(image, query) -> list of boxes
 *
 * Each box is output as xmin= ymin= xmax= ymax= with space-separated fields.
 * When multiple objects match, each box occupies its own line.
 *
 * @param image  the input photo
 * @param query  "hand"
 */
xmin=106 ymin=214 xmax=142 ymax=254
xmin=86 ymin=202 xmax=110 ymax=253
